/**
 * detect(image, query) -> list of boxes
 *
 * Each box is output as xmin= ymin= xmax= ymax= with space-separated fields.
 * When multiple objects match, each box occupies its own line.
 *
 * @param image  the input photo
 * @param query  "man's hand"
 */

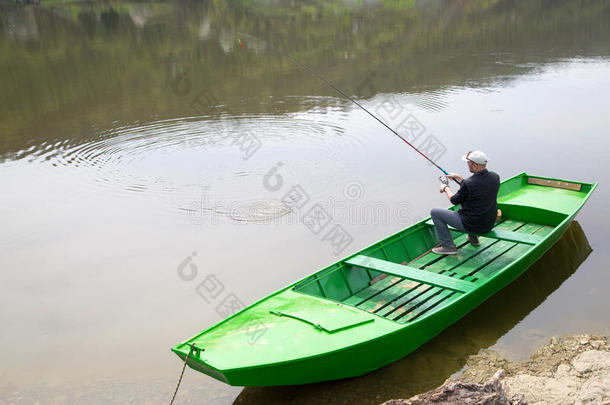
xmin=447 ymin=173 xmax=463 ymax=183
xmin=439 ymin=184 xmax=455 ymax=199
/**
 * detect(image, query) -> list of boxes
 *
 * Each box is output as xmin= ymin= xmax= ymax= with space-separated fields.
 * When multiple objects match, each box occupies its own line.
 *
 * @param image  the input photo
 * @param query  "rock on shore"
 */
xmin=382 ymin=334 xmax=610 ymax=405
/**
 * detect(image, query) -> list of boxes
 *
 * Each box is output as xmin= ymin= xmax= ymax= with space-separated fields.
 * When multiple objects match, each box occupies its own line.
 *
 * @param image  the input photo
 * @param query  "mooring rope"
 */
xmin=169 ymin=344 xmax=195 ymax=405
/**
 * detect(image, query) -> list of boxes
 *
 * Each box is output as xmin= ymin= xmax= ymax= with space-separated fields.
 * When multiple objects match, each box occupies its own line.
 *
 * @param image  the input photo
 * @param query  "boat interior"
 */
xmin=293 ymin=175 xmax=593 ymax=325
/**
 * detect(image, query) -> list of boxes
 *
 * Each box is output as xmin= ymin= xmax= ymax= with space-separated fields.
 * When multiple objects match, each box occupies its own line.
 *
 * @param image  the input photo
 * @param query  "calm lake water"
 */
xmin=1 ymin=0 xmax=609 ymax=404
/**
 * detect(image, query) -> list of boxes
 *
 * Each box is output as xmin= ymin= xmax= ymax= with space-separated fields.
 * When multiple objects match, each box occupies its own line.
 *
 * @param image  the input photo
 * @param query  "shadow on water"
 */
xmin=235 ymin=221 xmax=592 ymax=405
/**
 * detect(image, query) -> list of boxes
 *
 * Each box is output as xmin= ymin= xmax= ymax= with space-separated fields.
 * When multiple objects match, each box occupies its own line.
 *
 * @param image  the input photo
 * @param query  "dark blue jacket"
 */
xmin=450 ymin=169 xmax=500 ymax=234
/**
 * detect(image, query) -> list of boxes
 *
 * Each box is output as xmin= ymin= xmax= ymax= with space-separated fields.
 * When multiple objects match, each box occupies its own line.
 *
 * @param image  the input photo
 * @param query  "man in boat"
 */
xmin=430 ymin=150 xmax=500 ymax=255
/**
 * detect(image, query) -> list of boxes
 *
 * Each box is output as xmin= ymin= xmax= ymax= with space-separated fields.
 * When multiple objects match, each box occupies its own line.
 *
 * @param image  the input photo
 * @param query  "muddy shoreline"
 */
xmin=383 ymin=334 xmax=610 ymax=404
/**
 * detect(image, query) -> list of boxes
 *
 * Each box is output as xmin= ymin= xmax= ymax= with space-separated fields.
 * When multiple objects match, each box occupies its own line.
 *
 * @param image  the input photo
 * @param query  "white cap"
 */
xmin=462 ymin=150 xmax=488 ymax=165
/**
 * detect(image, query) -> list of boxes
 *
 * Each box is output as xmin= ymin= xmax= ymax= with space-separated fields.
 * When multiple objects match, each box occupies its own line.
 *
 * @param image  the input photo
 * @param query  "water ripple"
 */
xmin=11 ymin=109 xmax=373 ymax=221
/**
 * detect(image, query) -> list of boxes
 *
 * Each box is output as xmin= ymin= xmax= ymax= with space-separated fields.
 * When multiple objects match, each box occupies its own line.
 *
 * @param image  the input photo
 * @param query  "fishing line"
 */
xmin=237 ymin=32 xmax=460 ymax=185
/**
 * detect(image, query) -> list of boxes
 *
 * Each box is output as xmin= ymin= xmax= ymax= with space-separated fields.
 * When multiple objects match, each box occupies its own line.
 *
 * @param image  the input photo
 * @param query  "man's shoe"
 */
xmin=467 ymin=235 xmax=480 ymax=246
xmin=432 ymin=245 xmax=458 ymax=255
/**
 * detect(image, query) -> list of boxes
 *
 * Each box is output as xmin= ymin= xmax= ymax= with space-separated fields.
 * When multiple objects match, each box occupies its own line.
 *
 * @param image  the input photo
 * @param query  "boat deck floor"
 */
xmin=342 ymin=219 xmax=554 ymax=324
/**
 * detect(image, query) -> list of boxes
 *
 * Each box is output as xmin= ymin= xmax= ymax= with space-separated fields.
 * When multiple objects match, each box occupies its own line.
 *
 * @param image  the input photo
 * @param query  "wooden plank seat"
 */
xmin=424 ymin=218 xmax=544 ymax=245
xmin=345 ymin=255 xmax=476 ymax=293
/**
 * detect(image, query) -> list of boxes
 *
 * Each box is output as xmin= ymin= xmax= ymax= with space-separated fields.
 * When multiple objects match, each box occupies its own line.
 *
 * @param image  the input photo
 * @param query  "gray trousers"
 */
xmin=430 ymin=208 xmax=475 ymax=248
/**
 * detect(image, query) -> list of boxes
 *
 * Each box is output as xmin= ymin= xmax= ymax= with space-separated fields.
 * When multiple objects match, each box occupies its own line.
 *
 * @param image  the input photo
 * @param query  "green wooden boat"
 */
xmin=172 ymin=173 xmax=596 ymax=386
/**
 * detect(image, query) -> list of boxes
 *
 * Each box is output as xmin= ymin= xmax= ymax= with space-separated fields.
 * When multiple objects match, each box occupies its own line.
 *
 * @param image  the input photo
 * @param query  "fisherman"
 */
xmin=430 ymin=150 xmax=500 ymax=255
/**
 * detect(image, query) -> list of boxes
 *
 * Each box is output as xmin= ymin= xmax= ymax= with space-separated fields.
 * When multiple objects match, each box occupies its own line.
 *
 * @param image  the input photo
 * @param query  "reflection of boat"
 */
xmin=172 ymin=173 xmax=597 ymax=386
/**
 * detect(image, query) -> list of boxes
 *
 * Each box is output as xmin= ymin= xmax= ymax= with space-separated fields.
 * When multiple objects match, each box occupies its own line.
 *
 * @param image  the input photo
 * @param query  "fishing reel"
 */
xmin=439 ymin=175 xmax=449 ymax=193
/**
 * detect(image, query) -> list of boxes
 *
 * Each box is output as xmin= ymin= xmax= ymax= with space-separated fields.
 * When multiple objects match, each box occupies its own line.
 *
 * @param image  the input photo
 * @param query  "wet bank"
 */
xmin=382 ymin=333 xmax=610 ymax=404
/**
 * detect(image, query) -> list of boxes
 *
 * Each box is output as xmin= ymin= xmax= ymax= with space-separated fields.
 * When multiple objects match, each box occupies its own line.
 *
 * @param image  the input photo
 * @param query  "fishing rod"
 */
xmin=237 ymin=33 xmax=460 ymax=186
